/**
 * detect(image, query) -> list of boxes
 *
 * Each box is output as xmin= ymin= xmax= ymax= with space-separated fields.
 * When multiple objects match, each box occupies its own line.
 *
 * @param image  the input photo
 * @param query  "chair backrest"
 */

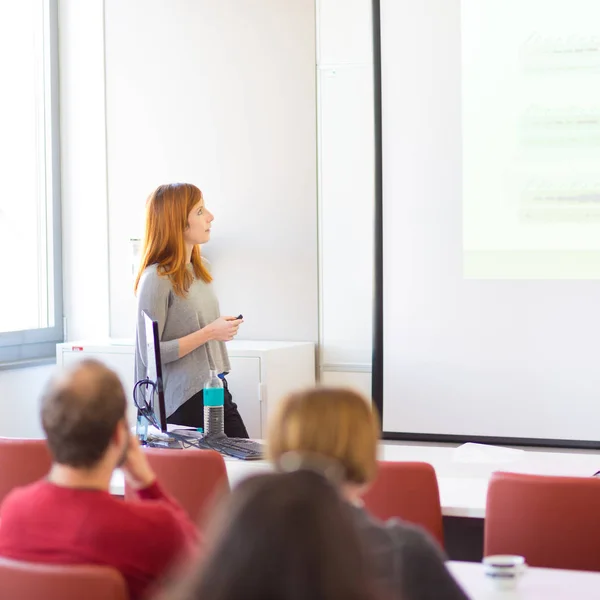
xmin=485 ymin=471 xmax=600 ymax=571
xmin=0 ymin=556 xmax=128 ymax=600
xmin=125 ymin=447 xmax=229 ymax=523
xmin=0 ymin=438 xmax=52 ymax=506
xmin=361 ymin=461 xmax=444 ymax=547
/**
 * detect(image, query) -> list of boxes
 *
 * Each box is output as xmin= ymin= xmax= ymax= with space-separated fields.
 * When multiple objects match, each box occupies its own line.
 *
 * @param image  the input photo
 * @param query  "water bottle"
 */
xmin=204 ymin=370 xmax=224 ymax=436
xmin=136 ymin=411 xmax=149 ymax=442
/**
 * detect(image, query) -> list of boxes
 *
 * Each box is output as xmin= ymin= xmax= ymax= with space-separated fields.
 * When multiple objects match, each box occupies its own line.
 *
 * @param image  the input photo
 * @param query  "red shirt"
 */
xmin=0 ymin=479 xmax=198 ymax=599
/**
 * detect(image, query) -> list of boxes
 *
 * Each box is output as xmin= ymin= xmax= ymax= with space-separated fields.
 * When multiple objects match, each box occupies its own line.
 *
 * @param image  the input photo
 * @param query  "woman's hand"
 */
xmin=207 ymin=316 xmax=243 ymax=341
xmin=178 ymin=316 xmax=244 ymax=358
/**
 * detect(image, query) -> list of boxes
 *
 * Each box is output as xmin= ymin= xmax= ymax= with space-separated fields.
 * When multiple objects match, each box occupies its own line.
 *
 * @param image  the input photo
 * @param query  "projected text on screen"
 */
xmin=462 ymin=0 xmax=600 ymax=279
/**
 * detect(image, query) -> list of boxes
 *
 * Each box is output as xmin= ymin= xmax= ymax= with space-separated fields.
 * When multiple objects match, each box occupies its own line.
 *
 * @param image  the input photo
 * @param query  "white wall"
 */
xmin=0 ymin=0 xmax=110 ymax=436
xmin=1 ymin=0 xmax=375 ymax=436
xmin=59 ymin=0 xmax=110 ymax=342
xmin=103 ymin=0 xmax=318 ymax=343
xmin=0 ymin=365 xmax=52 ymax=437
xmin=317 ymin=0 xmax=374 ymax=395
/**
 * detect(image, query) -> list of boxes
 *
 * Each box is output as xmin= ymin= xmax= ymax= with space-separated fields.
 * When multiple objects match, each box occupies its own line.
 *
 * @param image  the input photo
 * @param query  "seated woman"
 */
xmin=156 ymin=469 xmax=381 ymax=600
xmin=267 ymin=387 xmax=469 ymax=600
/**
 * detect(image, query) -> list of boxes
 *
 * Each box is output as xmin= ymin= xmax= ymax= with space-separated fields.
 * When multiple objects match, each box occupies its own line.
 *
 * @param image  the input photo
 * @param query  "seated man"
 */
xmin=0 ymin=359 xmax=198 ymax=600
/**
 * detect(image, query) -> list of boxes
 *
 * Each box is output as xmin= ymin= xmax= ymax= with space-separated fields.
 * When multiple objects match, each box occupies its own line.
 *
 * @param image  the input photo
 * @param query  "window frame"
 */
xmin=0 ymin=0 xmax=63 ymax=368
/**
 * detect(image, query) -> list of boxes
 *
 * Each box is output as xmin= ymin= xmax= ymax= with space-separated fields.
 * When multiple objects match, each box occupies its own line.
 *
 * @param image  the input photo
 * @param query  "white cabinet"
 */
xmin=56 ymin=340 xmax=315 ymax=438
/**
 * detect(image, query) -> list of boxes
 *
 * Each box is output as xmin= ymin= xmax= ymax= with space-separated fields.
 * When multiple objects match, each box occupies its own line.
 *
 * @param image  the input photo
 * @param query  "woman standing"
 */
xmin=134 ymin=183 xmax=248 ymax=438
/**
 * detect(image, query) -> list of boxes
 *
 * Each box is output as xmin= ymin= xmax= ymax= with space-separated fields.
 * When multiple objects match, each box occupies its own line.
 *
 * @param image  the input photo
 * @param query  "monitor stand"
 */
xmin=137 ymin=417 xmax=185 ymax=449
xmin=145 ymin=436 xmax=184 ymax=449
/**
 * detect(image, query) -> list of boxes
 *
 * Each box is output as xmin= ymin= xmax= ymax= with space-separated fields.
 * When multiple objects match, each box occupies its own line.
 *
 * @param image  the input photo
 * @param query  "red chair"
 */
xmin=362 ymin=461 xmax=444 ymax=547
xmin=125 ymin=447 xmax=229 ymax=523
xmin=485 ymin=471 xmax=600 ymax=571
xmin=0 ymin=438 xmax=52 ymax=506
xmin=0 ymin=556 xmax=128 ymax=600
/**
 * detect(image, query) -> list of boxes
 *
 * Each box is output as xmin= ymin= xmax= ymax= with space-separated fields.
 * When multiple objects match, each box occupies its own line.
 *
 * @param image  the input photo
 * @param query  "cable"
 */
xmin=168 ymin=431 xmax=206 ymax=450
xmin=133 ymin=378 xmax=159 ymax=430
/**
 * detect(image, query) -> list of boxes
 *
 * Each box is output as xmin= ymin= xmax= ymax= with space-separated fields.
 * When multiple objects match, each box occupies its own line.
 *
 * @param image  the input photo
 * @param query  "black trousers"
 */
xmin=167 ymin=377 xmax=249 ymax=438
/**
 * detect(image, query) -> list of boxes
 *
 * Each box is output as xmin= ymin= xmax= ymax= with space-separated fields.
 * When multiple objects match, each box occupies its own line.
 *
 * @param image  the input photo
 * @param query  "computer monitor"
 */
xmin=139 ymin=311 xmax=264 ymax=459
xmin=142 ymin=310 xmax=168 ymax=433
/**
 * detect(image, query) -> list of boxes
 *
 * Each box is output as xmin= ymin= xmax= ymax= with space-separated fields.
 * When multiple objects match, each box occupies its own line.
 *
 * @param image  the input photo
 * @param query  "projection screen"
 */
xmin=374 ymin=0 xmax=600 ymax=446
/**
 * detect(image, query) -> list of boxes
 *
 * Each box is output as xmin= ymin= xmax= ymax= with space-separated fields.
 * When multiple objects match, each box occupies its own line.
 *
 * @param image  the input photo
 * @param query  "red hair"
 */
xmin=134 ymin=183 xmax=212 ymax=297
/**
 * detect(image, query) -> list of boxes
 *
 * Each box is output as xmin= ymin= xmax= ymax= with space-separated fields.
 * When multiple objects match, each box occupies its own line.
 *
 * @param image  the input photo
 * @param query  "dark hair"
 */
xmin=161 ymin=470 xmax=379 ymax=600
xmin=41 ymin=359 xmax=127 ymax=468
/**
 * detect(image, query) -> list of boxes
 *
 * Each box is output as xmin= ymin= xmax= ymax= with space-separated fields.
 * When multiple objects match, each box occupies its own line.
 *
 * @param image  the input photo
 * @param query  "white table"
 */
xmin=378 ymin=441 xmax=600 ymax=518
xmin=448 ymin=561 xmax=600 ymax=599
xmin=110 ymin=455 xmax=271 ymax=497
xmin=110 ymin=440 xmax=600 ymax=519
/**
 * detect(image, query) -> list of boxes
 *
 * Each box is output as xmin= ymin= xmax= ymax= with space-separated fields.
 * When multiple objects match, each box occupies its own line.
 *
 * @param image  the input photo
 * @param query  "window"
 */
xmin=0 ymin=0 xmax=62 ymax=365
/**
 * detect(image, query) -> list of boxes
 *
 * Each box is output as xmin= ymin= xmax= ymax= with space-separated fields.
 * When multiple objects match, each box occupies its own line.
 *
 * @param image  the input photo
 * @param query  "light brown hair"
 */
xmin=267 ymin=387 xmax=381 ymax=485
xmin=41 ymin=360 xmax=127 ymax=468
xmin=134 ymin=183 xmax=212 ymax=298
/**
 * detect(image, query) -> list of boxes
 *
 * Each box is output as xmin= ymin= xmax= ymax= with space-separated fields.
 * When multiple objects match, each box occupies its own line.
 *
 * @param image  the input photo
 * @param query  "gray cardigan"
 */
xmin=351 ymin=506 xmax=469 ymax=600
xmin=135 ymin=264 xmax=231 ymax=417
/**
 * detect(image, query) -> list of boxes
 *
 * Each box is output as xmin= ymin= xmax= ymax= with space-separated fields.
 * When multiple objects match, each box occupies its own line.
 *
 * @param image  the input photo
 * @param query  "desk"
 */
xmin=110 ymin=456 xmax=270 ymax=499
xmin=380 ymin=441 xmax=600 ymax=518
xmin=448 ymin=561 xmax=600 ymax=599
xmin=110 ymin=440 xmax=600 ymax=519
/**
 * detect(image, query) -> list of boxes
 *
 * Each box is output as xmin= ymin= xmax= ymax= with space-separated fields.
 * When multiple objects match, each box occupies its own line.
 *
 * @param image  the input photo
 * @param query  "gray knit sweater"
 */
xmin=351 ymin=506 xmax=469 ymax=600
xmin=134 ymin=263 xmax=231 ymax=417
